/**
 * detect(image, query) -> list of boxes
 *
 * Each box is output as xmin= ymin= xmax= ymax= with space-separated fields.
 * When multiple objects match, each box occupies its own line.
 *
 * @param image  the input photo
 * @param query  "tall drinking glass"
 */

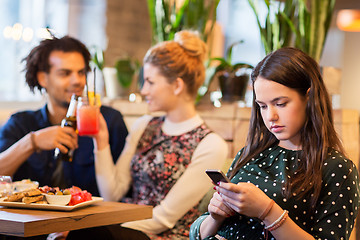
xmin=0 ymin=175 xmax=13 ymax=197
xmin=77 ymin=96 xmax=100 ymax=136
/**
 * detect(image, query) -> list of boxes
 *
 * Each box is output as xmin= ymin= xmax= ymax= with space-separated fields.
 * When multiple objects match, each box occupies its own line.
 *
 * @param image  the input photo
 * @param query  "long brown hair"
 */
xmin=229 ymin=47 xmax=345 ymax=209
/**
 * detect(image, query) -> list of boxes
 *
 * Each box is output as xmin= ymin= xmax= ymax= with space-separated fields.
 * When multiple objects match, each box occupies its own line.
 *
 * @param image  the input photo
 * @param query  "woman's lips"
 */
xmin=271 ymin=125 xmax=284 ymax=133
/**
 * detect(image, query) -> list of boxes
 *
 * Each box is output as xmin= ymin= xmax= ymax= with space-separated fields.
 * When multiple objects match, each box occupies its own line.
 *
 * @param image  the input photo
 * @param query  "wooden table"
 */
xmin=0 ymin=201 xmax=152 ymax=237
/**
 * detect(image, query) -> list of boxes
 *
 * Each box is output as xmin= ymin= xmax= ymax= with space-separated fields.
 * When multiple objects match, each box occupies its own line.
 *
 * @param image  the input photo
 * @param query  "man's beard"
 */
xmin=59 ymin=100 xmax=70 ymax=109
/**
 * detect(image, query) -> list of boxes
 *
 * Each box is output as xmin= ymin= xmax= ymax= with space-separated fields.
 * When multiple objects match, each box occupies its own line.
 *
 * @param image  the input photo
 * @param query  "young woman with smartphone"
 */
xmin=190 ymin=47 xmax=360 ymax=240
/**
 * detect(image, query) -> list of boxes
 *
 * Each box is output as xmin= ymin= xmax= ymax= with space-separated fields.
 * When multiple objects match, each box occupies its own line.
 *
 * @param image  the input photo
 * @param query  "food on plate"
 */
xmin=38 ymin=186 xmax=70 ymax=195
xmin=34 ymin=200 xmax=48 ymax=204
xmin=24 ymin=188 xmax=42 ymax=197
xmin=67 ymin=186 xmax=92 ymax=206
xmin=39 ymin=185 xmax=92 ymax=206
xmin=4 ymin=188 xmax=44 ymax=204
xmin=2 ymin=185 xmax=92 ymax=206
xmin=22 ymin=195 xmax=44 ymax=204
xmin=4 ymin=192 xmax=25 ymax=202
xmin=13 ymin=179 xmax=39 ymax=192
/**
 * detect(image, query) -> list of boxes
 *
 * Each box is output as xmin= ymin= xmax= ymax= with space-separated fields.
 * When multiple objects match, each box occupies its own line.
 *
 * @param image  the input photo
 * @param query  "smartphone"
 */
xmin=205 ymin=169 xmax=230 ymax=184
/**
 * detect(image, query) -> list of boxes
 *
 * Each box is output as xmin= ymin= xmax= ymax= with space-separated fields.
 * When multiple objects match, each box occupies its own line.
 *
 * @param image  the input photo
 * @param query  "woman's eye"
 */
xmin=259 ymin=105 xmax=267 ymax=109
xmin=276 ymin=102 xmax=287 ymax=107
xmin=144 ymin=78 xmax=153 ymax=85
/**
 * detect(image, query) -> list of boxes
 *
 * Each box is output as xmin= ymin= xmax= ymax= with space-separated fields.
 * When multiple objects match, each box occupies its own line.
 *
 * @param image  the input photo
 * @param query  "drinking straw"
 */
xmin=93 ymin=67 xmax=96 ymax=106
xmin=85 ymin=75 xmax=89 ymax=103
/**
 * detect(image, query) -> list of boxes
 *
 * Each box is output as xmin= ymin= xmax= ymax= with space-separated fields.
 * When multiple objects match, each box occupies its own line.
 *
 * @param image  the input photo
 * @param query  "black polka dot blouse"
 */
xmin=190 ymin=145 xmax=360 ymax=240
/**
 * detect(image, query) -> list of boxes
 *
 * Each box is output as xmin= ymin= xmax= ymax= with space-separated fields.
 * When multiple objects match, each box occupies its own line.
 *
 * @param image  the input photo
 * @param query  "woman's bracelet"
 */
xmin=259 ymin=199 xmax=275 ymax=220
xmin=264 ymin=210 xmax=289 ymax=231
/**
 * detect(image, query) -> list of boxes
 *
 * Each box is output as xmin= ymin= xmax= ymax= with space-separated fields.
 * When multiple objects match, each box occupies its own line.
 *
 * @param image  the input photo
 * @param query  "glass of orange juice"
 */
xmin=77 ymin=94 xmax=100 ymax=136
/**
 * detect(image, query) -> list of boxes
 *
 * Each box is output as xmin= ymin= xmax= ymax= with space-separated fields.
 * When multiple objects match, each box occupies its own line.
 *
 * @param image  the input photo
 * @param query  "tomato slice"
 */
xmin=66 ymin=186 xmax=92 ymax=206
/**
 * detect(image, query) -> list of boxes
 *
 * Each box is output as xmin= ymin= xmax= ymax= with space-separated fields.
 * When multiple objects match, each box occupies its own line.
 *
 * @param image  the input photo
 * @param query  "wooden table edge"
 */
xmin=0 ymin=201 xmax=153 ymax=237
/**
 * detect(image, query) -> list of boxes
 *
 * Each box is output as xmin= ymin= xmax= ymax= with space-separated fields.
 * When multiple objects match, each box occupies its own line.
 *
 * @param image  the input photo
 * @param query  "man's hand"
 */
xmin=33 ymin=126 xmax=78 ymax=153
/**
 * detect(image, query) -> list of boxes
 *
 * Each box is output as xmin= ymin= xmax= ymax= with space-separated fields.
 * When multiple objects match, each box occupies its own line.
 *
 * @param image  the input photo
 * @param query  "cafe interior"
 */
xmin=1 ymin=0 xmax=360 ymax=239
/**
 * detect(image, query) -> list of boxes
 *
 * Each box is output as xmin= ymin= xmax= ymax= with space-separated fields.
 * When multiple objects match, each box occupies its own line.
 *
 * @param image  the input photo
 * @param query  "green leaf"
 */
xmin=210 ymin=57 xmax=231 ymax=69
xmin=233 ymin=63 xmax=254 ymax=70
xmin=147 ymin=0 xmax=157 ymax=44
xmin=226 ymin=40 xmax=244 ymax=62
xmin=154 ymin=0 xmax=166 ymax=42
xmin=115 ymin=58 xmax=138 ymax=88
xmin=250 ymin=0 xmax=335 ymax=62
xmin=172 ymin=0 xmax=188 ymax=29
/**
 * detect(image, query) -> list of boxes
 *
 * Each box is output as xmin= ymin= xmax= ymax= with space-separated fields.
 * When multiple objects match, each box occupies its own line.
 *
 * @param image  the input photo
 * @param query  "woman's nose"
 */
xmin=140 ymin=83 xmax=148 ymax=96
xmin=266 ymin=106 xmax=278 ymax=121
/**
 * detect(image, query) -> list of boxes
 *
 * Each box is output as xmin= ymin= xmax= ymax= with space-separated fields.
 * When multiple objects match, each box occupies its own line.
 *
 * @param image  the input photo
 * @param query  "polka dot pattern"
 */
xmin=190 ymin=146 xmax=360 ymax=240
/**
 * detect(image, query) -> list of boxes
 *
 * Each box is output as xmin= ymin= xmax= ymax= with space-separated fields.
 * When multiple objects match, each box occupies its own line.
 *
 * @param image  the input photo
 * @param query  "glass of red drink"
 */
xmin=77 ymin=96 xmax=100 ymax=136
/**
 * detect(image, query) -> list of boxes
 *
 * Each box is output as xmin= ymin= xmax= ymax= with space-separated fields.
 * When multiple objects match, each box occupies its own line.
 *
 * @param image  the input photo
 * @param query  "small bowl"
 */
xmin=43 ymin=193 xmax=71 ymax=206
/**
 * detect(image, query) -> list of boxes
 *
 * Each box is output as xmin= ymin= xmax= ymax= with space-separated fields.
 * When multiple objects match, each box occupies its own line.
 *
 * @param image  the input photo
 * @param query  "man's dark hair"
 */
xmin=23 ymin=36 xmax=91 ymax=93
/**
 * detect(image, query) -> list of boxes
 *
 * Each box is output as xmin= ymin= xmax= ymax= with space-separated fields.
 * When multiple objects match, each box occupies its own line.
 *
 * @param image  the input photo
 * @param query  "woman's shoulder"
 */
xmin=202 ymin=132 xmax=227 ymax=146
xmin=130 ymin=115 xmax=154 ymax=130
xmin=322 ymin=149 xmax=358 ymax=180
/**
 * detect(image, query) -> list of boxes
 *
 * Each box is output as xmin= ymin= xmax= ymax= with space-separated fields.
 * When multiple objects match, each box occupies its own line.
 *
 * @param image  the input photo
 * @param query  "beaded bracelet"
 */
xmin=30 ymin=131 xmax=41 ymax=153
xmin=259 ymin=199 xmax=275 ymax=220
xmin=265 ymin=210 xmax=289 ymax=231
xmin=215 ymin=234 xmax=228 ymax=240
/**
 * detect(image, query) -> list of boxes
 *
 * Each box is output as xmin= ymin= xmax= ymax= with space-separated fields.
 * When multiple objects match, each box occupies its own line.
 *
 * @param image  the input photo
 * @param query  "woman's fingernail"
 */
xmin=213 ymin=186 xmax=216 ymax=190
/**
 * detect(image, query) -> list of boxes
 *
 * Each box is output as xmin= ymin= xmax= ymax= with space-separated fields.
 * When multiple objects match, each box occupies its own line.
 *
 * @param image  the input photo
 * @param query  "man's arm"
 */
xmin=0 ymin=126 xmax=78 ymax=176
xmin=0 ymin=132 xmax=35 ymax=176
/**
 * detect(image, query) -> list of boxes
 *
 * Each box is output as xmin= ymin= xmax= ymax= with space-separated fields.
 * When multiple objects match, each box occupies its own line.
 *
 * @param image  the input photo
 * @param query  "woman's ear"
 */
xmin=173 ymin=77 xmax=185 ymax=96
xmin=37 ymin=72 xmax=48 ymax=88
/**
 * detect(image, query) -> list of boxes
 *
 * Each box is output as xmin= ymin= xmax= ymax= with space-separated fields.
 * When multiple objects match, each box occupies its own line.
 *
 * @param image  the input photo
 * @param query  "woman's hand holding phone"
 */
xmin=205 ymin=170 xmax=237 ymax=219
xmin=205 ymin=169 xmax=230 ymax=185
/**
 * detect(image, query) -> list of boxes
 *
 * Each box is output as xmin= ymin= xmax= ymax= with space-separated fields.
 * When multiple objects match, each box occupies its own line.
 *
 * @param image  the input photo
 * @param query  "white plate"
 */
xmin=0 ymin=196 xmax=103 ymax=211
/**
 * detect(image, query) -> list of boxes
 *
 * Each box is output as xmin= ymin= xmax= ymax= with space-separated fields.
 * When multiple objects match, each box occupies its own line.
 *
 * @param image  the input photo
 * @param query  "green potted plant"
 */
xmin=147 ymin=0 xmax=221 ymax=103
xmin=147 ymin=0 xmax=220 ymax=45
xmin=248 ymin=0 xmax=336 ymax=62
xmin=91 ymin=46 xmax=105 ymax=71
xmin=207 ymin=41 xmax=254 ymax=102
xmin=248 ymin=0 xmax=296 ymax=55
xmin=114 ymin=57 xmax=141 ymax=90
xmin=91 ymin=47 xmax=141 ymax=99
xmin=102 ymin=56 xmax=140 ymax=99
xmin=294 ymin=0 xmax=336 ymax=62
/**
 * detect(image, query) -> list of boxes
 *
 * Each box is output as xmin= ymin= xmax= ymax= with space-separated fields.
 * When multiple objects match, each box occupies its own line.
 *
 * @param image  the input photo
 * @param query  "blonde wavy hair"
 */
xmin=143 ymin=30 xmax=207 ymax=98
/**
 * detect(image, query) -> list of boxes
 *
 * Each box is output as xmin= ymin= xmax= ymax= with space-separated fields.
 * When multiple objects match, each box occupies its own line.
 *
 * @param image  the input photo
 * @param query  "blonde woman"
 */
xmin=67 ymin=30 xmax=228 ymax=240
